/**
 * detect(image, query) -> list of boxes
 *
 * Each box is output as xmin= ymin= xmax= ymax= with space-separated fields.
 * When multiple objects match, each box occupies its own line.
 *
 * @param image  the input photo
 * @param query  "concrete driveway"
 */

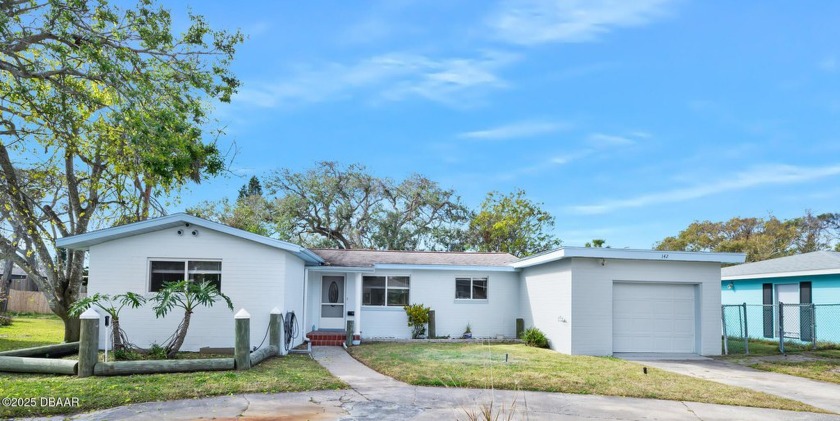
xmin=618 ymin=353 xmax=840 ymax=414
xmin=28 ymin=348 xmax=840 ymax=421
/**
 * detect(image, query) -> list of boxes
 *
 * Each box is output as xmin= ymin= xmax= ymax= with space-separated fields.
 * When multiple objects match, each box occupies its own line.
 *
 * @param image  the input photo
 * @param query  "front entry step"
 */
xmin=306 ymin=331 xmax=361 ymax=346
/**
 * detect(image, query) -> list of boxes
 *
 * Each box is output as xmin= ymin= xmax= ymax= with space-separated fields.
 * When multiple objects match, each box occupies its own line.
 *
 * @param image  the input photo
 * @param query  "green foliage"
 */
xmin=69 ymin=292 xmax=146 ymax=319
xmin=203 ymin=161 xmax=472 ymax=250
xmin=585 ymin=239 xmax=606 ymax=248
xmin=113 ymin=348 xmax=141 ymax=361
xmin=0 ymin=0 xmax=242 ymax=341
xmin=151 ymin=280 xmax=233 ymax=357
xmin=404 ymin=303 xmax=431 ymax=339
xmin=147 ymin=344 xmax=168 ymax=360
xmin=655 ymin=211 xmax=840 ymax=262
xmin=0 ymin=315 xmax=12 ymax=327
xmin=465 ymin=323 xmax=472 ymax=334
xmin=520 ymin=327 xmax=549 ymax=348
xmin=468 ymin=189 xmax=561 ymax=257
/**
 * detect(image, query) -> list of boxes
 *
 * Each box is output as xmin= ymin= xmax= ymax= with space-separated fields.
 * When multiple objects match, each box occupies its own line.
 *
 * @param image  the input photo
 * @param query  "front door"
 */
xmin=776 ymin=283 xmax=800 ymax=339
xmin=320 ymin=276 xmax=345 ymax=329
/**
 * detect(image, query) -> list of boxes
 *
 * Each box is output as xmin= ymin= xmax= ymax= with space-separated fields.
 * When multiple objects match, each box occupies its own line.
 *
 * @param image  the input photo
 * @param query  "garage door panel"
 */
xmin=613 ymin=283 xmax=696 ymax=353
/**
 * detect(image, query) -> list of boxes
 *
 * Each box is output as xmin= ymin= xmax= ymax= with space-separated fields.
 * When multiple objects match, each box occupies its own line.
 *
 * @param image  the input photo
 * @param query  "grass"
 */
xmin=721 ymin=338 xmax=840 ymax=384
xmin=0 ymin=315 xmax=347 ymax=418
xmin=348 ymin=342 xmax=825 ymax=413
xmin=0 ymin=355 xmax=346 ymax=418
xmin=0 ymin=314 xmax=64 ymax=351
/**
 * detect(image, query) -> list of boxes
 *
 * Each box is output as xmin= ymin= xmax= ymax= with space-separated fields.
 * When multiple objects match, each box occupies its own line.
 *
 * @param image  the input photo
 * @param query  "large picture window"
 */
xmin=150 ymin=260 xmax=222 ymax=292
xmin=362 ymin=275 xmax=410 ymax=306
xmin=455 ymin=277 xmax=488 ymax=300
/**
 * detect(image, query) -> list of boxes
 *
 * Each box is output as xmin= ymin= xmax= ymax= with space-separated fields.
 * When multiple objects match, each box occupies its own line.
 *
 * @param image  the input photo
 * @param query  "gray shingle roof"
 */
xmin=310 ymin=249 xmax=519 ymax=267
xmin=722 ymin=251 xmax=840 ymax=278
xmin=0 ymin=261 xmax=26 ymax=277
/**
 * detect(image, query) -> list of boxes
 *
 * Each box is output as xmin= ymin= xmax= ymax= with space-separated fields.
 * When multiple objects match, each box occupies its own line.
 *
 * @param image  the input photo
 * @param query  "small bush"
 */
xmin=113 ymin=348 xmax=141 ymax=361
xmin=0 ymin=314 xmax=12 ymax=326
xmin=147 ymin=343 xmax=168 ymax=360
xmin=520 ymin=327 xmax=549 ymax=348
xmin=404 ymin=303 xmax=431 ymax=339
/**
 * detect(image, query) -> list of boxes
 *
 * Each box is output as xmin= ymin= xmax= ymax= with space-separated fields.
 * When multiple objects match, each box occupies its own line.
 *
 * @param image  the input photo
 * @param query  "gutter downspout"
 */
xmin=302 ymin=267 xmax=309 ymax=341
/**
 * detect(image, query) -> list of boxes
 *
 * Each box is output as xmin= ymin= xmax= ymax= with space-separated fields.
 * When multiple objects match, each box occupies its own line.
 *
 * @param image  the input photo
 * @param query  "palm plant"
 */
xmin=151 ymin=280 xmax=233 ymax=358
xmin=69 ymin=292 xmax=146 ymax=350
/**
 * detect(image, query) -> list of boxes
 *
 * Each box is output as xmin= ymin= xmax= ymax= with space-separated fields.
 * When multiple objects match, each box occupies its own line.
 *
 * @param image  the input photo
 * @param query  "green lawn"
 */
xmin=751 ymin=360 xmax=840 ymax=385
xmin=349 ymin=342 xmax=824 ymax=413
xmin=721 ymin=338 xmax=840 ymax=384
xmin=0 ymin=315 xmax=346 ymax=418
xmin=0 ymin=314 xmax=64 ymax=351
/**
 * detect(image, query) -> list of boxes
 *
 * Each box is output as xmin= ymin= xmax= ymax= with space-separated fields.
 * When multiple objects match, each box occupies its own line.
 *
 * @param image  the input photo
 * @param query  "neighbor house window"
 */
xmin=362 ymin=275 xmax=409 ymax=306
xmin=455 ymin=277 xmax=488 ymax=300
xmin=149 ymin=260 xmax=222 ymax=292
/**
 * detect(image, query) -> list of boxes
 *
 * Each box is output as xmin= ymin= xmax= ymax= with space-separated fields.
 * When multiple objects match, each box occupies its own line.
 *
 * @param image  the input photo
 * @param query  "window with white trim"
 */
xmin=455 ymin=277 xmax=488 ymax=300
xmin=362 ymin=275 xmax=410 ymax=306
xmin=149 ymin=260 xmax=222 ymax=292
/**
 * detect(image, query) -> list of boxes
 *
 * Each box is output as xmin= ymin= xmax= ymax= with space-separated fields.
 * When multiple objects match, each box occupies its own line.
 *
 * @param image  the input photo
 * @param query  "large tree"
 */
xmin=655 ymin=211 xmax=840 ymax=262
xmin=0 ymin=0 xmax=241 ymax=340
xmin=468 ymin=189 xmax=561 ymax=257
xmin=268 ymin=162 xmax=472 ymax=250
xmin=194 ymin=162 xmax=472 ymax=250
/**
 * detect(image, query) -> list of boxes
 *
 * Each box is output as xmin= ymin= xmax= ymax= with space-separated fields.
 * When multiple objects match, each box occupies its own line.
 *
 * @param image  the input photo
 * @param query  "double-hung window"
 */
xmin=455 ymin=277 xmax=488 ymax=300
xmin=362 ymin=275 xmax=410 ymax=306
xmin=149 ymin=260 xmax=222 ymax=292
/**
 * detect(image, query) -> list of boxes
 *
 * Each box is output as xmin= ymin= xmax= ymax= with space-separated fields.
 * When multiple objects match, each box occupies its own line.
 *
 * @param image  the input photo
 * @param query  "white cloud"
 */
xmin=459 ymin=120 xmax=569 ymax=140
xmin=819 ymin=56 xmax=838 ymax=73
xmin=587 ymin=132 xmax=635 ymax=147
xmin=568 ymin=164 xmax=840 ymax=215
xmin=487 ymin=0 xmax=675 ymax=45
xmin=234 ymin=51 xmax=518 ymax=108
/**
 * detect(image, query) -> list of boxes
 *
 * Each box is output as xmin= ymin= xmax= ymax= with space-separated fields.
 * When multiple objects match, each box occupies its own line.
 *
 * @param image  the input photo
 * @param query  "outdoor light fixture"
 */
xmin=727 ymin=281 xmax=734 ymax=290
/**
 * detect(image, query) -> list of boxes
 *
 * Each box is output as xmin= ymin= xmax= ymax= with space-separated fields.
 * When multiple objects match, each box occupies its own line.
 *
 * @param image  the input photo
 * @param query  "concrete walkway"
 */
xmin=619 ymin=354 xmax=840 ymax=415
xmin=28 ymin=348 xmax=840 ymax=421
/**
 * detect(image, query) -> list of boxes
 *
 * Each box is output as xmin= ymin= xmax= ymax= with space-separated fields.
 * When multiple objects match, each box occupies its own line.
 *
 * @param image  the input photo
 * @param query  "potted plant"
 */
xmin=463 ymin=323 xmax=472 ymax=339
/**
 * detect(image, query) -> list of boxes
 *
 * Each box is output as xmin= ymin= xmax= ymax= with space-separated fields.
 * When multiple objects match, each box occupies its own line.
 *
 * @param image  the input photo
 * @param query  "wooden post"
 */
xmin=515 ymin=318 xmax=525 ymax=339
xmin=428 ymin=310 xmax=436 ymax=339
xmin=78 ymin=308 xmax=99 ymax=378
xmin=269 ymin=307 xmax=282 ymax=353
xmin=346 ymin=320 xmax=354 ymax=347
xmin=234 ymin=309 xmax=251 ymax=370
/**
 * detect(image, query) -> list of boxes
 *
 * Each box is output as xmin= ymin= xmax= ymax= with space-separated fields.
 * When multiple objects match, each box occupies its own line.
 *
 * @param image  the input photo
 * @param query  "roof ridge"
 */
xmin=309 ymin=248 xmax=515 ymax=256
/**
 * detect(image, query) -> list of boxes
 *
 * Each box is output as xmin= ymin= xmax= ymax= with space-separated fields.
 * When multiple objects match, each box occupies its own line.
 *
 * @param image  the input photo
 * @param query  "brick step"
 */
xmin=306 ymin=331 xmax=360 ymax=347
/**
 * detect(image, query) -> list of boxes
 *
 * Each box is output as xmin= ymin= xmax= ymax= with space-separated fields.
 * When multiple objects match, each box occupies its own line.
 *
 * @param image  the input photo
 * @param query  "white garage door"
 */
xmin=613 ymin=283 xmax=696 ymax=353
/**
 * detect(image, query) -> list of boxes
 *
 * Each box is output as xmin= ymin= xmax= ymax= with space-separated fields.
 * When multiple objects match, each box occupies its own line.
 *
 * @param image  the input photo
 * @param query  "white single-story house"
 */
xmin=56 ymin=213 xmax=745 ymax=356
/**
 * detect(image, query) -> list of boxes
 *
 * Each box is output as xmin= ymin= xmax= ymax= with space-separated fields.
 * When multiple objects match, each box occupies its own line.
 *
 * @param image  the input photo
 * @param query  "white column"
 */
xmin=354 ymin=272 xmax=362 ymax=337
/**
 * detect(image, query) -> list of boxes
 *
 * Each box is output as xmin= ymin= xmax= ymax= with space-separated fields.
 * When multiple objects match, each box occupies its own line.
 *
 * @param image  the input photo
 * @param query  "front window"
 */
xmin=363 ymin=275 xmax=410 ymax=306
xmin=149 ymin=260 xmax=222 ymax=292
xmin=456 ymin=277 xmax=488 ymax=300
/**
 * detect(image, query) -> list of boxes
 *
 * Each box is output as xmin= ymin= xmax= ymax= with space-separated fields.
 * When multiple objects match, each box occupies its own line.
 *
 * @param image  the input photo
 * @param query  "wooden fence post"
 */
xmin=428 ymin=310 xmax=435 ymax=339
xmin=78 ymin=308 xmax=100 ymax=377
xmin=269 ymin=307 xmax=282 ymax=354
xmin=234 ymin=309 xmax=251 ymax=370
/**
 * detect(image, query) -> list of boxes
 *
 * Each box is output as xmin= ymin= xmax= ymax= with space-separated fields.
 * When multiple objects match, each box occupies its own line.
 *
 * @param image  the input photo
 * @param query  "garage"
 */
xmin=613 ymin=282 xmax=696 ymax=353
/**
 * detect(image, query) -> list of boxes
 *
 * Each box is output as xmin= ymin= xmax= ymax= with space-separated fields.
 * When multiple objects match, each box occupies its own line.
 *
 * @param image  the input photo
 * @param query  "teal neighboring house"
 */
xmin=722 ymin=251 xmax=840 ymax=343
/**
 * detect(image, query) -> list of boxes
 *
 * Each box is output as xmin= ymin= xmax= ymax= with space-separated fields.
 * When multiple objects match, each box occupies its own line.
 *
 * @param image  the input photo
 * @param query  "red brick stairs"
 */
xmin=306 ymin=331 xmax=361 ymax=346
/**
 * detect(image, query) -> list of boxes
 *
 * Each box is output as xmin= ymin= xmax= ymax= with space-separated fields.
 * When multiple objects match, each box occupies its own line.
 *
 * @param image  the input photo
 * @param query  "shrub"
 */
xmin=114 ymin=348 xmax=141 ymax=361
xmin=0 ymin=314 xmax=12 ymax=326
xmin=520 ymin=327 xmax=549 ymax=348
xmin=147 ymin=343 xmax=168 ymax=360
xmin=404 ymin=303 xmax=431 ymax=339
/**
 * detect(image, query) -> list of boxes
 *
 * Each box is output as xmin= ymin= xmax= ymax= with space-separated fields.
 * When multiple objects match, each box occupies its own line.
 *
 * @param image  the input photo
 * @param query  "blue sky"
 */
xmin=168 ymin=0 xmax=840 ymax=248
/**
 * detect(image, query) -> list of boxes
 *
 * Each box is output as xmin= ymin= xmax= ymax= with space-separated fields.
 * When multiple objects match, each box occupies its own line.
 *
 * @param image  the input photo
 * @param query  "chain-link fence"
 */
xmin=722 ymin=303 xmax=840 ymax=354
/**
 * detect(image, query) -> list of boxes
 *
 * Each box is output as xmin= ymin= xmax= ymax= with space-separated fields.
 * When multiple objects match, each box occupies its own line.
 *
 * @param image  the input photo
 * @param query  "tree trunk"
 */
xmin=166 ymin=310 xmax=192 ymax=358
xmin=0 ymin=259 xmax=12 ymax=313
xmin=112 ymin=317 xmax=124 ymax=351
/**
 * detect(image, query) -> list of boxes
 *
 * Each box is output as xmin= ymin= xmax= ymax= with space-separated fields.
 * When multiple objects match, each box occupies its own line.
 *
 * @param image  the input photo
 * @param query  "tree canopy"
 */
xmin=467 ymin=189 xmax=561 ymax=257
xmin=0 ymin=0 xmax=242 ymax=340
xmin=655 ymin=211 xmax=839 ymax=262
xmin=192 ymin=163 xmax=562 ymax=256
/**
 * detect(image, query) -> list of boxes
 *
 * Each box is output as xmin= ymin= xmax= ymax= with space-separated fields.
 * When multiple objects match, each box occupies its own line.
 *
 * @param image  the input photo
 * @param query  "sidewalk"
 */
xmin=618 ymin=354 xmax=840 ymax=414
